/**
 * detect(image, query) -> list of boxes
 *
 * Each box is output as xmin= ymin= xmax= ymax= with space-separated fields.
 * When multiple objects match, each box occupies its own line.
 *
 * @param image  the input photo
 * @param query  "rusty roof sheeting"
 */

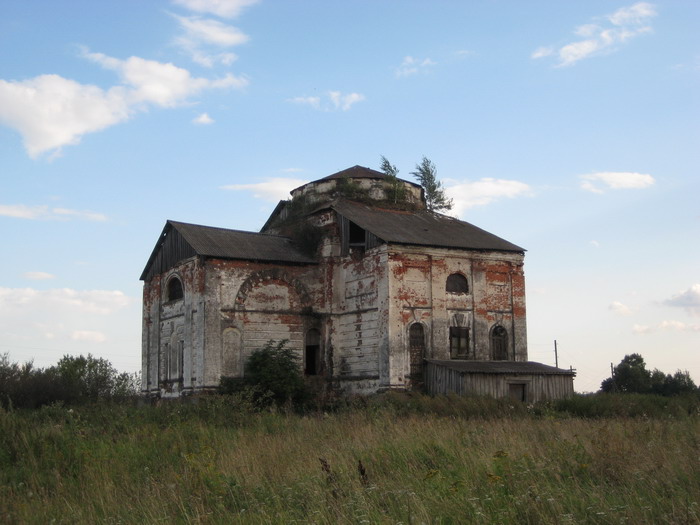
xmin=168 ymin=220 xmax=315 ymax=264
xmin=332 ymin=200 xmax=524 ymax=252
xmin=427 ymin=360 xmax=575 ymax=376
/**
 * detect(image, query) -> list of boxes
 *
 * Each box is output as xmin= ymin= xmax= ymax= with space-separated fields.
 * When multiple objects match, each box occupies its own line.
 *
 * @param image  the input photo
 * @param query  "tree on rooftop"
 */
xmin=410 ymin=156 xmax=453 ymax=212
xmin=379 ymin=155 xmax=405 ymax=204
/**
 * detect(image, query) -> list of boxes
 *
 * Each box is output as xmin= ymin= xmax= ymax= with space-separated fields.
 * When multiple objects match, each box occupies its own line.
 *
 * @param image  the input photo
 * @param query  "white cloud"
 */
xmin=531 ymin=47 xmax=553 ymax=59
xmin=0 ymin=51 xmax=246 ymax=158
xmin=632 ymin=324 xmax=652 ymax=334
xmin=532 ymin=2 xmax=657 ymax=67
xmin=220 ymin=178 xmax=308 ymax=202
xmin=172 ymin=0 xmax=260 ymax=18
xmin=664 ymin=284 xmax=700 ymax=317
xmin=193 ymin=112 xmax=214 ymax=124
xmin=174 ymin=15 xmax=249 ymax=46
xmin=0 ymin=204 xmax=107 ymax=221
xmin=171 ymin=14 xmax=250 ymax=66
xmin=0 ymin=75 xmax=131 ymax=158
xmin=395 ymin=56 xmax=437 ymax=77
xmin=0 ymin=288 xmax=132 ymax=315
xmin=287 ymin=96 xmax=321 ymax=110
xmin=23 ymin=272 xmax=55 ymax=280
xmin=445 ymin=178 xmax=532 ymax=215
xmin=84 ymin=51 xmax=247 ymax=107
xmin=609 ymin=301 xmax=633 ymax=316
xmin=634 ymin=320 xmax=700 ymax=334
xmin=589 ymin=240 xmax=601 ymax=248
xmin=328 ymin=91 xmax=365 ymax=111
xmin=580 ymin=171 xmax=655 ymax=193
xmin=71 ymin=330 xmax=108 ymax=343
xmin=288 ymin=91 xmax=365 ymax=112
xmin=0 ymin=288 xmax=135 ymax=358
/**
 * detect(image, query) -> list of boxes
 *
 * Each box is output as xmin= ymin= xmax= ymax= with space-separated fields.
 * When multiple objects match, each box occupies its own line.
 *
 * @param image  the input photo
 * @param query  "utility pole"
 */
xmin=554 ymin=339 xmax=559 ymax=368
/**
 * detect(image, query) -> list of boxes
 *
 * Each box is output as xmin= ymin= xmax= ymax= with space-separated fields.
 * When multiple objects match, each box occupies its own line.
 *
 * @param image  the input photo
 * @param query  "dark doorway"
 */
xmin=409 ymin=323 xmax=426 ymax=381
xmin=305 ymin=329 xmax=321 ymax=375
xmin=491 ymin=325 xmax=508 ymax=360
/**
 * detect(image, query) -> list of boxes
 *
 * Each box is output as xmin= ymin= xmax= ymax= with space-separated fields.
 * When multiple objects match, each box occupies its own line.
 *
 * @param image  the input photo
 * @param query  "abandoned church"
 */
xmin=140 ymin=165 xmax=575 ymax=401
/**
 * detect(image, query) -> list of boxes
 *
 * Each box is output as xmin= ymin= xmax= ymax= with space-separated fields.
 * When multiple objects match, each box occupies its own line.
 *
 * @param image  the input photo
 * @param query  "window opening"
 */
xmin=167 ymin=277 xmax=184 ymax=301
xmin=491 ymin=325 xmax=508 ymax=360
xmin=446 ymin=273 xmax=469 ymax=294
xmin=348 ymin=221 xmax=366 ymax=247
xmin=450 ymin=326 xmax=469 ymax=358
xmin=409 ymin=323 xmax=426 ymax=380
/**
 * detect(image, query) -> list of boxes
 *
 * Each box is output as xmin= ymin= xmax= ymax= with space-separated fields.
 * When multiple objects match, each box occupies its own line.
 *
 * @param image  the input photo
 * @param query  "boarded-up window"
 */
xmin=167 ymin=277 xmax=184 ymax=301
xmin=446 ymin=273 xmax=468 ymax=294
xmin=449 ymin=326 xmax=469 ymax=358
xmin=222 ymin=328 xmax=242 ymax=377
xmin=491 ymin=325 xmax=508 ymax=360
xmin=409 ymin=323 xmax=426 ymax=379
xmin=509 ymin=383 xmax=526 ymax=402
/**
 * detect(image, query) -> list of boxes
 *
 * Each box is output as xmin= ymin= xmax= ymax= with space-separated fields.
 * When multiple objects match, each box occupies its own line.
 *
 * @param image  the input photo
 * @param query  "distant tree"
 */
xmin=601 ymin=353 xmax=651 ymax=393
xmin=379 ymin=155 xmax=406 ymax=204
xmin=601 ymin=353 xmax=698 ymax=397
xmin=650 ymin=369 xmax=697 ymax=397
xmin=410 ymin=156 xmax=453 ymax=212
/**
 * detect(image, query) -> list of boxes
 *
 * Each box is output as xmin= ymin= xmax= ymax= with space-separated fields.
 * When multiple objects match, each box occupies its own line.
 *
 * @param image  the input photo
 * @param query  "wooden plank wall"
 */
xmin=425 ymin=362 xmax=574 ymax=401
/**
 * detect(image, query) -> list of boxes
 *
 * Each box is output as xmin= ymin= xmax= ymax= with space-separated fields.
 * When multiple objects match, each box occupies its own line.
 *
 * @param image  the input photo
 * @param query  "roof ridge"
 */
xmin=168 ymin=220 xmax=293 ymax=239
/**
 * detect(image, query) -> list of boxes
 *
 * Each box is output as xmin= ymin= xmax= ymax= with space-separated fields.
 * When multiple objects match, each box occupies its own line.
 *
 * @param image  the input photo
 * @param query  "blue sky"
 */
xmin=1 ymin=0 xmax=698 ymax=392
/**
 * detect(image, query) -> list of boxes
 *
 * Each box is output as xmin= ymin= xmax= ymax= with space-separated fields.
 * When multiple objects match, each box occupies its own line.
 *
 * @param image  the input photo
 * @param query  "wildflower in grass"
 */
xmin=487 ymin=473 xmax=502 ymax=484
xmin=423 ymin=469 xmax=439 ymax=480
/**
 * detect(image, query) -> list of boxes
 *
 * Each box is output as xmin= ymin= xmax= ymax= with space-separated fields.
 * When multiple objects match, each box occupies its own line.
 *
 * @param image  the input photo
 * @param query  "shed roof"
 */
xmin=332 ymin=200 xmax=525 ymax=253
xmin=426 ymin=360 xmax=575 ymax=376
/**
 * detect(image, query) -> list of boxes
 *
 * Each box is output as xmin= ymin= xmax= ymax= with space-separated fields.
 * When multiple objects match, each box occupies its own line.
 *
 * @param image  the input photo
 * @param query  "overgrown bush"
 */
xmin=220 ymin=340 xmax=308 ymax=409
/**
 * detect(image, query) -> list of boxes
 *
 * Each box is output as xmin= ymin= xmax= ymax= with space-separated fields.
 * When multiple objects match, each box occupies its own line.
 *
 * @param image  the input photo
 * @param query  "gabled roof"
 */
xmin=332 ymin=200 xmax=524 ymax=253
xmin=140 ymin=220 xmax=315 ymax=280
xmin=427 ymin=360 xmax=575 ymax=376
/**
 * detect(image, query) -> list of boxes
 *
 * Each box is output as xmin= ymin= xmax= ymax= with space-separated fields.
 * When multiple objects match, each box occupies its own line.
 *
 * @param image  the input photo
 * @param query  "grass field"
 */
xmin=1 ymin=393 xmax=699 ymax=524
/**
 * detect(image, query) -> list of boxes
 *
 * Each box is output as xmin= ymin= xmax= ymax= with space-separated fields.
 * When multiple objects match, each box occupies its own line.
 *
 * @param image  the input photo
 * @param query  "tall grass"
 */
xmin=1 ymin=394 xmax=698 ymax=524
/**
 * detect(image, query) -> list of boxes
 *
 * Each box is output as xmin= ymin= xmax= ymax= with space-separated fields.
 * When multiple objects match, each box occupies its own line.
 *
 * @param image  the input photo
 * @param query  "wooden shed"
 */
xmin=425 ymin=360 xmax=575 ymax=402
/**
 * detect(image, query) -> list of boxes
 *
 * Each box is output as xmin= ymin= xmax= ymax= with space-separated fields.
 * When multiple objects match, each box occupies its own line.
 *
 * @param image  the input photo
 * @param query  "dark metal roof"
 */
xmin=140 ymin=220 xmax=316 ymax=280
xmin=427 ymin=360 xmax=576 ymax=376
xmin=292 ymin=165 xmax=421 ymax=193
xmin=168 ymin=221 xmax=315 ymax=263
xmin=332 ymin=200 xmax=525 ymax=253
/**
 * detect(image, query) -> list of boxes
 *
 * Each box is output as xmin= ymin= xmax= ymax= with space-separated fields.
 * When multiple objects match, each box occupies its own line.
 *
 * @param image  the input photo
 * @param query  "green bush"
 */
xmin=220 ymin=340 xmax=308 ymax=409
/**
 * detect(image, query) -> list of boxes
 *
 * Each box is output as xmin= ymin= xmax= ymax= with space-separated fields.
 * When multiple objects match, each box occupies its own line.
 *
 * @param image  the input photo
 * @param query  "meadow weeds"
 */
xmin=1 ymin=393 xmax=698 ymax=524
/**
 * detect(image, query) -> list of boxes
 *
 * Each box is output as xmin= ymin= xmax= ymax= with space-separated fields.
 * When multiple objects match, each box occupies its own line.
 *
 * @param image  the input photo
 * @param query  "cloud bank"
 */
xmin=220 ymin=177 xmax=309 ymax=202
xmin=288 ymin=91 xmax=365 ymax=112
xmin=580 ymin=172 xmax=655 ymax=193
xmin=532 ymin=2 xmax=657 ymax=67
xmin=446 ymin=178 xmax=532 ymax=216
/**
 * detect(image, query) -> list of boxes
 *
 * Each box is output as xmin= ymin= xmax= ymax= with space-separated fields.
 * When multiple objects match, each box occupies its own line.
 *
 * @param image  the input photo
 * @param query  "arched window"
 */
xmin=409 ymin=323 xmax=426 ymax=379
xmin=305 ymin=328 xmax=321 ymax=375
xmin=446 ymin=273 xmax=469 ymax=294
xmin=491 ymin=325 xmax=509 ymax=361
xmin=167 ymin=276 xmax=184 ymax=301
